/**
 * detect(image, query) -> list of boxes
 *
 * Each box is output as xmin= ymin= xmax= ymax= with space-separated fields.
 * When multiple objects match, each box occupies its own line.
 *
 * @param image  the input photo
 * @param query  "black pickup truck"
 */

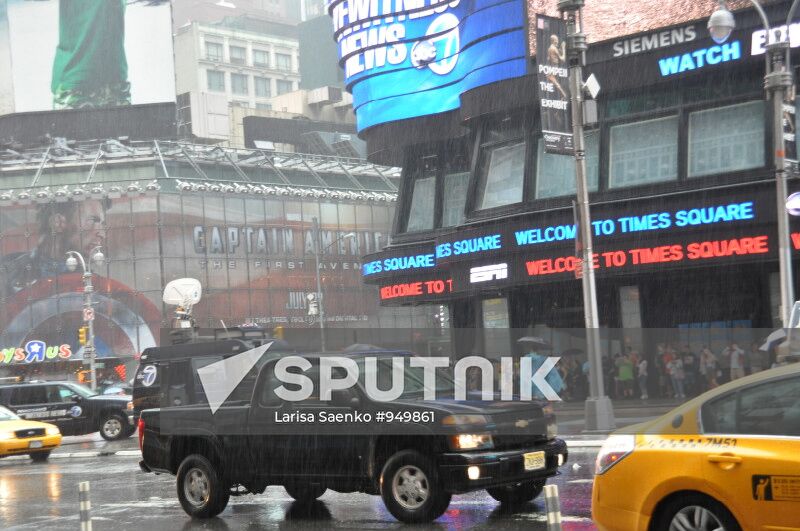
xmin=135 ymin=339 xmax=567 ymax=523
xmin=0 ymin=380 xmax=135 ymax=441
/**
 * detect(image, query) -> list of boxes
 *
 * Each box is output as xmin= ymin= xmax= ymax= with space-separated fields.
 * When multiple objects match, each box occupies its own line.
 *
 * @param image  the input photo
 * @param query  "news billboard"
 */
xmin=328 ymin=0 xmax=529 ymax=131
xmin=0 ymin=0 xmax=175 ymax=113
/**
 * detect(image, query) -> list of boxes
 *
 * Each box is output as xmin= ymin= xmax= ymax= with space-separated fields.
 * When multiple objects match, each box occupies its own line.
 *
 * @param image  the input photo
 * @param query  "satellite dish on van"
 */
xmin=163 ymin=278 xmax=202 ymax=310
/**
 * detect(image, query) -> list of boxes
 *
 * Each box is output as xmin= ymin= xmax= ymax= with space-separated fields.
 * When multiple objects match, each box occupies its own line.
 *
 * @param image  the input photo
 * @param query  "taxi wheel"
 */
xmin=487 ymin=479 xmax=545 ymax=506
xmin=655 ymin=493 xmax=741 ymax=531
xmin=29 ymin=451 xmax=52 ymax=463
xmin=176 ymin=454 xmax=230 ymax=519
xmin=380 ymin=450 xmax=451 ymax=523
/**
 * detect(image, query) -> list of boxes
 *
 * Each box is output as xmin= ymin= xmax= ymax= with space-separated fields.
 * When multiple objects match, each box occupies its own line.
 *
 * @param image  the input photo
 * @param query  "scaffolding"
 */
xmin=0 ymin=139 xmax=401 ymax=205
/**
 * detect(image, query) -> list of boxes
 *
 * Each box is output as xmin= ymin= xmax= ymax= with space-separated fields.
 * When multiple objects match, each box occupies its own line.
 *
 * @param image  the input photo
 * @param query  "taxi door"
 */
xmin=700 ymin=374 xmax=800 ymax=531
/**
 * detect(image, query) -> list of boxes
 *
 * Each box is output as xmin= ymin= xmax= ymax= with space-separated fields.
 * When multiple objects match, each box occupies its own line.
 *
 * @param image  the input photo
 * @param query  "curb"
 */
xmin=4 ymin=441 xmax=605 ymax=462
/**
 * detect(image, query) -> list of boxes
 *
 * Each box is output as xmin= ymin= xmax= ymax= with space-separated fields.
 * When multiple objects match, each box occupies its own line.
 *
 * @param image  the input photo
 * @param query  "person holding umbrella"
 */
xmin=518 ymin=336 xmax=564 ymax=400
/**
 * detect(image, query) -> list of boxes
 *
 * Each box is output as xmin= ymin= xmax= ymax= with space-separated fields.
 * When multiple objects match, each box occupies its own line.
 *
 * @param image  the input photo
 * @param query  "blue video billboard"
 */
xmin=327 ymin=0 xmax=529 ymax=132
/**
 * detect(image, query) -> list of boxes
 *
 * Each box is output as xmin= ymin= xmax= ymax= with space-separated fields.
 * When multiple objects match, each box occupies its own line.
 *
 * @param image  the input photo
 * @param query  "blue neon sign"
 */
xmin=658 ymin=41 xmax=742 ymax=77
xmin=328 ymin=0 xmax=528 ymax=131
xmin=363 ymin=253 xmax=436 ymax=276
xmin=436 ymin=234 xmax=502 ymax=258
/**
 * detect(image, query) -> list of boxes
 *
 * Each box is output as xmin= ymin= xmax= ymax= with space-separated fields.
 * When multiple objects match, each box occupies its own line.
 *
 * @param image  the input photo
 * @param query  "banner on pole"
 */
xmin=537 ymin=15 xmax=573 ymax=155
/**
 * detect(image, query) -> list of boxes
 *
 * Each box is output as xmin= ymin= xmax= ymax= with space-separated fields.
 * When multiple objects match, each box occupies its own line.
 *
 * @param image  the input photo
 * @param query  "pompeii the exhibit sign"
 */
xmin=536 ymin=14 xmax=573 ymax=155
xmin=327 ymin=0 xmax=530 ymax=131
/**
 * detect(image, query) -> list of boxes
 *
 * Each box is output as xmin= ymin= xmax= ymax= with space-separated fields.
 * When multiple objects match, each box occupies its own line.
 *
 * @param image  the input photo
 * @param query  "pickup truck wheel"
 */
xmin=487 ymin=480 xmax=545 ymax=507
xmin=380 ymin=450 xmax=451 ymax=523
xmin=284 ymin=483 xmax=326 ymax=503
xmin=99 ymin=413 xmax=127 ymax=441
xmin=29 ymin=451 xmax=52 ymax=462
xmin=177 ymin=454 xmax=230 ymax=518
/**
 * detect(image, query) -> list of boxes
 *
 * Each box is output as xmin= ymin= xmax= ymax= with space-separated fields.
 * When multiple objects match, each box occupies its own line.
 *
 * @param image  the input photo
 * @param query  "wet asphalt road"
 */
xmin=0 ymin=448 xmax=599 ymax=531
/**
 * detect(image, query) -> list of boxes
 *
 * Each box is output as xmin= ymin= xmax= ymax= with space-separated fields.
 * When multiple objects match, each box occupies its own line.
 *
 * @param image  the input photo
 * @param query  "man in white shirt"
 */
xmin=727 ymin=343 xmax=745 ymax=381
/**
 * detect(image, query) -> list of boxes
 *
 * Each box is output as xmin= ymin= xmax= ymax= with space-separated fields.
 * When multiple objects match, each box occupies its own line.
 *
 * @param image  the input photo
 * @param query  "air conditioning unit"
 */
xmin=308 ymin=86 xmax=343 ymax=106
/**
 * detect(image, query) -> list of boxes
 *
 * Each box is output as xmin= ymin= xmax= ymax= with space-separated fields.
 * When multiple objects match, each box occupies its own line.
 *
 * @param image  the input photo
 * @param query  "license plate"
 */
xmin=28 ymin=441 xmax=43 ymax=449
xmin=523 ymin=451 xmax=545 ymax=471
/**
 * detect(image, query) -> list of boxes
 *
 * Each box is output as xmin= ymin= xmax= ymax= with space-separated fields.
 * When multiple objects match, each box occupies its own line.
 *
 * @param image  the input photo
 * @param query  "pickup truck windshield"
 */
xmin=66 ymin=383 xmax=98 ymax=398
xmin=357 ymin=357 xmax=455 ymax=399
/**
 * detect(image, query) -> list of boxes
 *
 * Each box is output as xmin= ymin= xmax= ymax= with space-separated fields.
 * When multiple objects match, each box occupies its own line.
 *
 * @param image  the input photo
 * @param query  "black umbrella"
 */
xmin=516 ymin=336 xmax=553 ymax=350
xmin=342 ymin=343 xmax=385 ymax=352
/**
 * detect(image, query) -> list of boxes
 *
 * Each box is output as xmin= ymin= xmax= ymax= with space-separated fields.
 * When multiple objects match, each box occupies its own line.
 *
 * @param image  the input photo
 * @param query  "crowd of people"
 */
xmin=555 ymin=341 xmax=771 ymax=402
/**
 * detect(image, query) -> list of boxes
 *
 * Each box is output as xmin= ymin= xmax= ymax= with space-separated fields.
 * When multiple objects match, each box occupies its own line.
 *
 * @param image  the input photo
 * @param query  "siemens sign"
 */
xmin=327 ymin=0 xmax=528 ymax=131
xmin=658 ymin=41 xmax=742 ymax=77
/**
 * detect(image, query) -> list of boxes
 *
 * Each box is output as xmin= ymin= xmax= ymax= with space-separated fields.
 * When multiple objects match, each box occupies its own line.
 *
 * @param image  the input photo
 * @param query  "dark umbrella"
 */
xmin=516 ymin=336 xmax=553 ymax=350
xmin=342 ymin=343 xmax=385 ymax=352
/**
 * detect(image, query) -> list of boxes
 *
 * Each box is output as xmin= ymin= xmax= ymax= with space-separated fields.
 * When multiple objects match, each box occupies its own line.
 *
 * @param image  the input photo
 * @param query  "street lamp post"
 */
xmin=558 ymin=0 xmax=615 ymax=432
xmin=709 ymin=0 xmax=799 ymax=326
xmin=66 ymin=247 xmax=105 ymax=391
xmin=312 ymin=217 xmax=355 ymax=351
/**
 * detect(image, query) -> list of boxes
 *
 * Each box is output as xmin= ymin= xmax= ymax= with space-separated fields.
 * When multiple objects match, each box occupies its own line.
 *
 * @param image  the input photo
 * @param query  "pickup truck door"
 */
xmin=248 ymin=361 xmax=363 ymax=480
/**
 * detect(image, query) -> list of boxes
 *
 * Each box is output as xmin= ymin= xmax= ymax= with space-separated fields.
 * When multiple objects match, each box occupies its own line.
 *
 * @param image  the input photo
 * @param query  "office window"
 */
xmin=253 ymin=49 xmax=270 ymax=67
xmin=536 ymin=131 xmax=599 ymax=199
xmin=404 ymin=156 xmax=437 ymax=232
xmin=207 ymin=70 xmax=225 ymax=92
xmin=688 ymin=101 xmax=765 ymax=178
xmin=476 ymin=143 xmax=526 ymax=210
xmin=441 ymin=171 xmax=469 ymax=227
xmin=609 ymin=115 xmax=678 ymax=188
xmin=255 ymin=77 xmax=271 ymax=98
xmin=229 ymin=45 xmax=246 ymax=65
xmin=205 ymin=41 xmax=223 ymax=61
xmin=276 ymin=79 xmax=293 ymax=95
xmin=276 ymin=53 xmax=292 ymax=71
xmin=256 ymin=102 xmax=272 ymax=110
xmin=231 ymin=73 xmax=249 ymax=95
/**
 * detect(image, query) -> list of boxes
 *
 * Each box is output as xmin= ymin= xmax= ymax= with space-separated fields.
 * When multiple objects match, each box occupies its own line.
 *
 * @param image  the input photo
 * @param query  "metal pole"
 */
xmin=559 ymin=0 xmax=615 ymax=431
xmin=79 ymin=481 xmax=92 ymax=531
xmin=765 ymin=36 xmax=795 ymax=326
xmin=84 ymin=269 xmax=96 ymax=391
xmin=312 ymin=217 xmax=326 ymax=351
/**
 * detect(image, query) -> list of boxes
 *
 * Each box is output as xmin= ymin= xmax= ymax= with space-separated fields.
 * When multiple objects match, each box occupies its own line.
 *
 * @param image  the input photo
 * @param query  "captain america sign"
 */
xmin=327 ymin=0 xmax=529 ymax=131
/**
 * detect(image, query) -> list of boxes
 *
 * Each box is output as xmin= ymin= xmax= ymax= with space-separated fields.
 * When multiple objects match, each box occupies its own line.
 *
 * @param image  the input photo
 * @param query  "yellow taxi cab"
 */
xmin=592 ymin=362 xmax=800 ymax=531
xmin=0 ymin=404 xmax=62 ymax=462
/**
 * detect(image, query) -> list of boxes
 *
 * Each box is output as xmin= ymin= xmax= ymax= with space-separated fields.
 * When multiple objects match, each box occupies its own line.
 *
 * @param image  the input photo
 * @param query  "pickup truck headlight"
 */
xmin=450 ymin=433 xmax=494 ymax=451
xmin=45 ymin=426 xmax=60 ymax=436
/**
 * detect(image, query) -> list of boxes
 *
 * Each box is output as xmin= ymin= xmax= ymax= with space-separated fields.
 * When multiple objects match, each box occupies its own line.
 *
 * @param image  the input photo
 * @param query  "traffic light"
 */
xmin=78 ymin=326 xmax=88 ymax=346
xmin=306 ymin=293 xmax=319 ymax=316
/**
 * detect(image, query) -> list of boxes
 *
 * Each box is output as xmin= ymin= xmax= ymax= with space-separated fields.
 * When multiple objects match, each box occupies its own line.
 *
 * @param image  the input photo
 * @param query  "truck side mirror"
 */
xmin=330 ymin=389 xmax=359 ymax=408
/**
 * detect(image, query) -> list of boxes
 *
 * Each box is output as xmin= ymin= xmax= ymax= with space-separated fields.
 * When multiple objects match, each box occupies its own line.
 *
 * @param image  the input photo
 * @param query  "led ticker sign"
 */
xmin=514 ymin=202 xmax=755 ymax=247
xmin=525 ymin=236 xmax=769 ymax=278
xmin=380 ymin=278 xmax=453 ymax=301
xmin=328 ymin=0 xmax=529 ymax=132
xmin=435 ymin=233 xmax=501 ymax=259
xmin=363 ymin=252 xmax=436 ymax=276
